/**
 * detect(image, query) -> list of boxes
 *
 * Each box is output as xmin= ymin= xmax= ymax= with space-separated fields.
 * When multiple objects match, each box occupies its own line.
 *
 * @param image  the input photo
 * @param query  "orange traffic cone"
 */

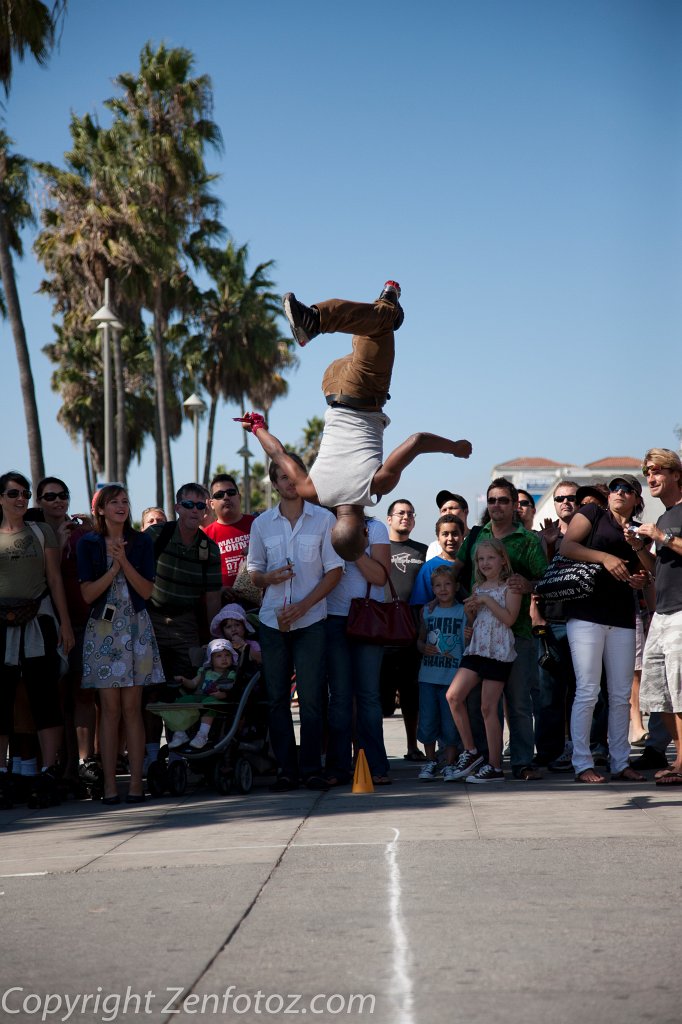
xmin=352 ymin=749 xmax=374 ymax=794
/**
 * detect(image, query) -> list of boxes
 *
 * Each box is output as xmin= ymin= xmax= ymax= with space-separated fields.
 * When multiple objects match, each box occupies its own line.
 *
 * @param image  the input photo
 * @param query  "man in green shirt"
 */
xmin=455 ymin=477 xmax=548 ymax=780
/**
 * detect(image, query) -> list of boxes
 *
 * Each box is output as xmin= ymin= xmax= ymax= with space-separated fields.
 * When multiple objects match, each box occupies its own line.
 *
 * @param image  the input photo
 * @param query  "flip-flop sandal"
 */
xmin=655 ymin=767 xmax=675 ymax=780
xmin=575 ymin=769 xmax=607 ymax=784
xmin=372 ymin=775 xmax=393 ymax=786
xmin=655 ymin=771 xmax=682 ymax=786
xmin=403 ymin=750 xmax=426 ymax=762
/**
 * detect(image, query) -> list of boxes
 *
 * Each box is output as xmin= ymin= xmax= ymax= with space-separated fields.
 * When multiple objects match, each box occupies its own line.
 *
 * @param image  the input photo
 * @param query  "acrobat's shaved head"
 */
xmin=332 ymin=507 xmax=368 ymax=562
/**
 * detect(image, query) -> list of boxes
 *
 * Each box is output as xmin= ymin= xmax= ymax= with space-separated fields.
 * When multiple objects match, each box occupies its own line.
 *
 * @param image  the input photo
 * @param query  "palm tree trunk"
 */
xmin=112 ymin=329 xmax=127 ymax=483
xmin=0 ymin=207 xmax=45 ymax=486
xmin=202 ymin=394 xmax=218 ymax=488
xmin=82 ymin=433 xmax=94 ymax=500
xmin=153 ymin=282 xmax=175 ymax=513
xmin=154 ymin=402 xmax=163 ymax=508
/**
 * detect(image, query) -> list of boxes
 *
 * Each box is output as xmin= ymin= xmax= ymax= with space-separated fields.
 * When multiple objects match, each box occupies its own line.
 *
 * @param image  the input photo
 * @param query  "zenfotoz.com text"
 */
xmin=1 ymin=986 xmax=376 ymax=1021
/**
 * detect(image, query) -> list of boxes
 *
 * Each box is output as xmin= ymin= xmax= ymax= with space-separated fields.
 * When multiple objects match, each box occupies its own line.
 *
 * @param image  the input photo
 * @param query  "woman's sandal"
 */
xmin=611 ymin=767 xmax=646 ymax=782
xmin=655 ymin=770 xmax=682 ymax=787
xmin=575 ymin=769 xmax=607 ymax=784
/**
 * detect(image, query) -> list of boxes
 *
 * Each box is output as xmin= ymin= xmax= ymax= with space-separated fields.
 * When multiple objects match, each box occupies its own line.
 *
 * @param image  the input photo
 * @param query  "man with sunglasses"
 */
xmin=144 ymin=484 xmax=223 ymax=763
xmin=627 ymin=450 xmax=682 ymax=783
xmin=203 ymin=474 xmax=255 ymax=589
xmin=454 ymin=478 xmax=548 ymax=779
xmin=532 ymin=480 xmax=580 ymax=769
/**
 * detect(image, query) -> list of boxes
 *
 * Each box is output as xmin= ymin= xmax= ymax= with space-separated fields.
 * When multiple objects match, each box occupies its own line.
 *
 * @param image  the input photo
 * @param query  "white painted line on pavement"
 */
xmin=0 ymin=871 xmax=48 ymax=878
xmin=386 ymin=828 xmax=415 ymax=1024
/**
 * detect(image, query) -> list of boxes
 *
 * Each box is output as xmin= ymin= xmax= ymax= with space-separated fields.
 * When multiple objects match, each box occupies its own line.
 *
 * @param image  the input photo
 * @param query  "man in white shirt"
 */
xmin=247 ymin=454 xmax=343 ymax=791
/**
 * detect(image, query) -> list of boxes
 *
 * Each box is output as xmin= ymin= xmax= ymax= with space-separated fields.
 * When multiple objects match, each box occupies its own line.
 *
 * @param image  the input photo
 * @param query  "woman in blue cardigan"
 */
xmin=77 ymin=485 xmax=163 ymax=804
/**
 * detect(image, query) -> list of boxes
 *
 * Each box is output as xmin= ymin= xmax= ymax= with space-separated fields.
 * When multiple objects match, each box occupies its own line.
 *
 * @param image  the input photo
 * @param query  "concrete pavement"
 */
xmin=1 ymin=713 xmax=681 ymax=1023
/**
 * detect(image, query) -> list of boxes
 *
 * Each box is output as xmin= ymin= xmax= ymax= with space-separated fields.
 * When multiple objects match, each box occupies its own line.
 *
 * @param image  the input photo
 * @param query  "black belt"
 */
xmin=325 ymin=393 xmax=388 ymax=410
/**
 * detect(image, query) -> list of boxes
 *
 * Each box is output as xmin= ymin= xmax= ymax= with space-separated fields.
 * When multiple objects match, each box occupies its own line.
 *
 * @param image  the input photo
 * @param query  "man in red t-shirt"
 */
xmin=203 ymin=474 xmax=255 ymax=588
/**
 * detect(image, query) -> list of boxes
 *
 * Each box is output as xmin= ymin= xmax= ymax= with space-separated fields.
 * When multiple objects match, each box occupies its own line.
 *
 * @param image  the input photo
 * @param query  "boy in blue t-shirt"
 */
xmin=416 ymin=565 xmax=467 ymax=780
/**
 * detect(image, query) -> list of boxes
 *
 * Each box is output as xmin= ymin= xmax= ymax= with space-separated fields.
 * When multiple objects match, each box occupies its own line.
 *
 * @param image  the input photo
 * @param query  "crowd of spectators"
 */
xmin=1 ymin=444 xmax=681 ymax=807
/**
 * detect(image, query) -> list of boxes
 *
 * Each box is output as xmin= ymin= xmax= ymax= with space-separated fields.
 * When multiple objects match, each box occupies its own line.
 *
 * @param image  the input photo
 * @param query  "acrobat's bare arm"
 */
xmin=371 ymin=433 xmax=473 ymax=497
xmin=236 ymin=414 xmax=319 ymax=502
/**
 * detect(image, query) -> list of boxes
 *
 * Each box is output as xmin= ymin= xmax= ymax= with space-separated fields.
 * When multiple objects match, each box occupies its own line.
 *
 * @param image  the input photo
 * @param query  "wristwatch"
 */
xmin=661 ymin=529 xmax=675 ymax=547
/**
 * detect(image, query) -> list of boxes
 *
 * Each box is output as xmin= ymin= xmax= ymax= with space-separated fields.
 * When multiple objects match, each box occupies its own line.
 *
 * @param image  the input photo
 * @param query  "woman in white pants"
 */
xmin=561 ymin=476 xmax=649 ymax=783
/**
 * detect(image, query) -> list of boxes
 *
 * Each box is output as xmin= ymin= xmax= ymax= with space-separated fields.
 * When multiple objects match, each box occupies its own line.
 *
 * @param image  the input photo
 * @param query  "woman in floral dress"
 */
xmin=77 ymin=486 xmax=163 ymax=804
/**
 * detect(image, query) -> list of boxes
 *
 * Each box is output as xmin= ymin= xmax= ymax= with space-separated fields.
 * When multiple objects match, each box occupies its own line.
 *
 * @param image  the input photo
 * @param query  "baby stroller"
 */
xmin=146 ymin=647 xmax=273 ymax=797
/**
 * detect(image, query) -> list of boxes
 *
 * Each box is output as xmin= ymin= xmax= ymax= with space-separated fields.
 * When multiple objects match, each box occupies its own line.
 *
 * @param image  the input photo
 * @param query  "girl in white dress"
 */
xmin=445 ymin=540 xmax=520 ymax=783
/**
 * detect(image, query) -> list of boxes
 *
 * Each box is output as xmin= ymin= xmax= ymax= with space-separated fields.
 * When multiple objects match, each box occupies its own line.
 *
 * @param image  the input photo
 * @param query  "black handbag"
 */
xmin=535 ymin=555 xmax=603 ymax=602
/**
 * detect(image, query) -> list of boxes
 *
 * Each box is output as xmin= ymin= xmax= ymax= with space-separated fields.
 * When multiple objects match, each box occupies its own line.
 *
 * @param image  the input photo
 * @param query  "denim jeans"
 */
xmin=567 ymin=618 xmax=635 ymax=774
xmin=259 ymin=620 xmax=326 ymax=780
xmin=325 ymin=616 xmax=388 ymax=778
xmin=534 ymin=623 xmax=576 ymax=764
xmin=505 ymin=636 xmax=537 ymax=772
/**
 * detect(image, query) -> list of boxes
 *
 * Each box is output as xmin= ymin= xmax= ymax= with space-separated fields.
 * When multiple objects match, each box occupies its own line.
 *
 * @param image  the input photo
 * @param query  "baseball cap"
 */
xmin=608 ymin=475 xmax=642 ymax=496
xmin=435 ymin=490 xmax=468 ymax=512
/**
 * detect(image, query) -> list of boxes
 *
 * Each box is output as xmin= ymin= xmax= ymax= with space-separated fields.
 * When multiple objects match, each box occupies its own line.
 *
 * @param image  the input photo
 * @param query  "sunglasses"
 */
xmin=3 ymin=489 xmax=31 ymax=500
xmin=517 ymin=499 xmax=534 ymax=508
xmin=179 ymin=499 xmax=208 ymax=511
xmin=40 ymin=490 xmax=69 ymax=502
xmin=554 ymin=494 xmax=577 ymax=503
xmin=487 ymin=496 xmax=511 ymax=505
xmin=211 ymin=488 xmax=239 ymax=500
xmin=609 ymin=483 xmax=636 ymax=496
xmin=643 ymin=466 xmax=666 ymax=477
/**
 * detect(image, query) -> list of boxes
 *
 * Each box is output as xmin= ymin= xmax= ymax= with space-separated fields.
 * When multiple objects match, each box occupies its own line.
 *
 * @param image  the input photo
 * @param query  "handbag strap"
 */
xmin=364 ymin=576 xmax=400 ymax=601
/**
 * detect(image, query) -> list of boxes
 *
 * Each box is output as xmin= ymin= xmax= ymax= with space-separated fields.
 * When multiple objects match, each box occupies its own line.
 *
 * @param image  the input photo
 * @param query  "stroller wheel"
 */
xmin=232 ymin=757 xmax=253 ymax=795
xmin=168 ymin=759 xmax=188 ymax=796
xmin=214 ymin=760 xmax=231 ymax=796
xmin=146 ymin=760 xmax=168 ymax=798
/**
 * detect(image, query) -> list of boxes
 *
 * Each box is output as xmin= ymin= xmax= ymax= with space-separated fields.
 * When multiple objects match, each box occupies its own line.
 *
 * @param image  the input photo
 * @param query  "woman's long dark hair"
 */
xmin=0 ymin=470 xmax=31 ymax=526
xmin=92 ymin=485 xmax=135 ymax=538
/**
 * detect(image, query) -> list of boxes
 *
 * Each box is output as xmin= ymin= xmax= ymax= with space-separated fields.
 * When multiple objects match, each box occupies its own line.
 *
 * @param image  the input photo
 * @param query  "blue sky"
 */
xmin=3 ymin=0 xmax=681 ymax=543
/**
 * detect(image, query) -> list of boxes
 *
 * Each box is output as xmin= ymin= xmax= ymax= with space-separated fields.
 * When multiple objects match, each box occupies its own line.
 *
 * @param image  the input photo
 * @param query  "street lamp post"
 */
xmin=90 ymin=278 xmax=122 ymax=483
xmin=237 ymin=442 xmax=253 ymax=514
xmin=183 ymin=393 xmax=207 ymax=482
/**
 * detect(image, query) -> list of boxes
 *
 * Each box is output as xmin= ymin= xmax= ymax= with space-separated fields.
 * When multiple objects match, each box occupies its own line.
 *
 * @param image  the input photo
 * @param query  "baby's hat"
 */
xmin=210 ymin=603 xmax=255 ymax=638
xmin=203 ymin=638 xmax=238 ymax=667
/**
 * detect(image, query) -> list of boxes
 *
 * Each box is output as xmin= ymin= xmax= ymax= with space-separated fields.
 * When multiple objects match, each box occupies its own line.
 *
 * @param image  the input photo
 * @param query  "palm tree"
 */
xmin=188 ymin=239 xmax=296 ymax=487
xmin=105 ymin=42 xmax=223 ymax=512
xmin=0 ymin=133 xmax=45 ymax=485
xmin=0 ymin=2 xmax=66 ymax=485
xmin=0 ymin=0 xmax=67 ymax=95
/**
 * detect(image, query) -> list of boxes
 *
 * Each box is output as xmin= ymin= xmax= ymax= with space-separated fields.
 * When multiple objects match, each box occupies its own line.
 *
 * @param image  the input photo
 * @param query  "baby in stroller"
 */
xmin=169 ymin=638 xmax=238 ymax=751
xmin=210 ymin=603 xmax=262 ymax=664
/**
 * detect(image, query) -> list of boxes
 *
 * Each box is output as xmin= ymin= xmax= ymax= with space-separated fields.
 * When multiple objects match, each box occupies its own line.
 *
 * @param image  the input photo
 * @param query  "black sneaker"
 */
xmin=630 ymin=746 xmax=669 ymax=771
xmin=78 ymin=758 xmax=103 ymax=786
xmin=466 ymin=763 xmax=505 ymax=784
xmin=378 ymin=280 xmax=401 ymax=303
xmin=282 ymin=293 xmax=320 ymax=347
xmin=377 ymin=281 xmax=404 ymax=331
xmin=443 ymin=749 xmax=484 ymax=781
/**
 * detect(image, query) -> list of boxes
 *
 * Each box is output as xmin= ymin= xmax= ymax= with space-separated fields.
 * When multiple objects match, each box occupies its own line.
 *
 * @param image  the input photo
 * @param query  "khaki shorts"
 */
xmin=640 ymin=610 xmax=682 ymax=713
